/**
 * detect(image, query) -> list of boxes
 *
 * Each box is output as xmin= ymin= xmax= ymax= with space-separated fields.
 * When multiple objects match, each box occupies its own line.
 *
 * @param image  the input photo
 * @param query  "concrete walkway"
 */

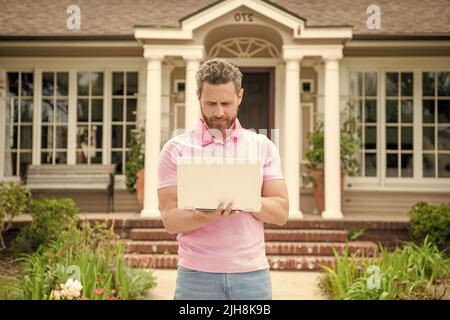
xmin=145 ymin=269 xmax=328 ymax=300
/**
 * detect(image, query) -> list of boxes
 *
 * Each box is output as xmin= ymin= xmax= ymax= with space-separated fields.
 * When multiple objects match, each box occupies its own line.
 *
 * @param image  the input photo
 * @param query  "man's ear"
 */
xmin=237 ymin=88 xmax=244 ymax=104
xmin=196 ymin=89 xmax=201 ymax=100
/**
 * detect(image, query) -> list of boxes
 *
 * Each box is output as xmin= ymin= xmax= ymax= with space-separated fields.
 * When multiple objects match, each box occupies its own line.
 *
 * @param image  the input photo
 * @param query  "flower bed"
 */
xmin=0 ymin=183 xmax=157 ymax=300
xmin=319 ymin=237 xmax=449 ymax=300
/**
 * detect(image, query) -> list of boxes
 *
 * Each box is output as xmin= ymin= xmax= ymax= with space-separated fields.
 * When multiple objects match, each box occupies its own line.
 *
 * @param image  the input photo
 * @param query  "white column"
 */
xmin=161 ymin=65 xmax=174 ymax=144
xmin=141 ymin=57 xmax=163 ymax=217
xmin=275 ymin=63 xmax=285 ymax=165
xmin=313 ymin=64 xmax=325 ymax=123
xmin=283 ymin=58 xmax=303 ymax=218
xmin=184 ymin=58 xmax=201 ymax=130
xmin=322 ymin=57 xmax=343 ymax=219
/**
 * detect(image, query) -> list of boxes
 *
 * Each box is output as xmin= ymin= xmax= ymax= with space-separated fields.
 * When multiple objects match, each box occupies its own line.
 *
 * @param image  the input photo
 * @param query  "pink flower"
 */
xmin=105 ymin=295 xmax=118 ymax=300
xmin=94 ymin=288 xmax=104 ymax=296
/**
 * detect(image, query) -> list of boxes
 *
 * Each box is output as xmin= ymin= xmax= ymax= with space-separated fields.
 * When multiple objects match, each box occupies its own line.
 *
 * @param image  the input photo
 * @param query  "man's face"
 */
xmin=198 ymin=81 xmax=243 ymax=131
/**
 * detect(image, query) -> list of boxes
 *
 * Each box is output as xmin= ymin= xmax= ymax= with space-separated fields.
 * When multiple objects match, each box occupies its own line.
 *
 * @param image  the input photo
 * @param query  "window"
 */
xmin=174 ymin=80 xmax=185 ymax=93
xmin=76 ymin=72 xmax=104 ymax=164
xmin=385 ymin=72 xmax=414 ymax=177
xmin=301 ymin=79 xmax=314 ymax=93
xmin=111 ymin=72 xmax=138 ymax=174
xmin=4 ymin=72 xmax=34 ymax=177
xmin=350 ymin=71 xmax=378 ymax=177
xmin=422 ymin=72 xmax=450 ymax=178
xmin=41 ymin=72 xmax=69 ymax=164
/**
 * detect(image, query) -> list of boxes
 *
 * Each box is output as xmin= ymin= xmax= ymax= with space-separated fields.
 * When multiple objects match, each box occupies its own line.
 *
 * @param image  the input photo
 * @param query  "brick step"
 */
xmin=129 ymin=228 xmax=177 ymax=241
xmin=124 ymin=254 xmax=340 ymax=271
xmin=264 ymin=229 xmax=347 ymax=242
xmin=126 ymin=240 xmax=378 ymax=256
xmin=70 ymin=217 xmax=409 ymax=231
xmin=129 ymin=228 xmax=348 ymax=242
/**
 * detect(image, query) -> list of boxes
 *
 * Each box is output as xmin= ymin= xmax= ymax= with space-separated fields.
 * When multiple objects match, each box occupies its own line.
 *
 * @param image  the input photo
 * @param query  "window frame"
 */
xmin=384 ymin=71 xmax=415 ymax=178
xmin=344 ymin=57 xmax=450 ymax=192
xmin=0 ymin=58 xmax=145 ymax=190
xmin=421 ymin=71 xmax=450 ymax=179
xmin=174 ymin=79 xmax=186 ymax=93
xmin=110 ymin=71 xmax=139 ymax=175
xmin=301 ymin=79 xmax=314 ymax=93
xmin=40 ymin=71 xmax=70 ymax=165
xmin=75 ymin=70 xmax=105 ymax=165
xmin=349 ymin=71 xmax=379 ymax=178
xmin=4 ymin=70 xmax=35 ymax=178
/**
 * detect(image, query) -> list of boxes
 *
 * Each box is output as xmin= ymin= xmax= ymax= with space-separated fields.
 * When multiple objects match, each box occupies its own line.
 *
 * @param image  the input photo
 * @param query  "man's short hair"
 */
xmin=196 ymin=58 xmax=243 ymax=95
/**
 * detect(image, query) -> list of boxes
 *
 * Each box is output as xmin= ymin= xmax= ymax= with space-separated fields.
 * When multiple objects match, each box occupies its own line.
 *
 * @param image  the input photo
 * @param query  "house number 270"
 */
xmin=234 ymin=13 xmax=254 ymax=22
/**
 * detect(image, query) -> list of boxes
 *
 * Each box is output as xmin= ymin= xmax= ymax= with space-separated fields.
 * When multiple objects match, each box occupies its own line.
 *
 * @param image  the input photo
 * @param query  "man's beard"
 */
xmin=201 ymin=109 xmax=238 ymax=132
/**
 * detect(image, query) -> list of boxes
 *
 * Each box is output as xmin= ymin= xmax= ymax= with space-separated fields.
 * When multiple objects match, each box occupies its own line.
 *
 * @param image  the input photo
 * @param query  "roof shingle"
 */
xmin=0 ymin=0 xmax=448 ymax=37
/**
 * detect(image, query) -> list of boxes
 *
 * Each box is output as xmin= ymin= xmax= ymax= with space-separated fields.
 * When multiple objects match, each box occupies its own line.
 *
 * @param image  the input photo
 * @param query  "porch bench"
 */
xmin=24 ymin=164 xmax=116 ymax=213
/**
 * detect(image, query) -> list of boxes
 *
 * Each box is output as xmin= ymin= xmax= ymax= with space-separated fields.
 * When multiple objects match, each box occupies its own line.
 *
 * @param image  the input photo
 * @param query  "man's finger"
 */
xmin=222 ymin=203 xmax=234 ymax=216
xmin=215 ymin=202 xmax=225 ymax=215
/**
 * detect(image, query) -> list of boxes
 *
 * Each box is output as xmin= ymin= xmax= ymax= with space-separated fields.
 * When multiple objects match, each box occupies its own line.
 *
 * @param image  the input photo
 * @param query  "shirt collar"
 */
xmin=195 ymin=118 xmax=243 ymax=146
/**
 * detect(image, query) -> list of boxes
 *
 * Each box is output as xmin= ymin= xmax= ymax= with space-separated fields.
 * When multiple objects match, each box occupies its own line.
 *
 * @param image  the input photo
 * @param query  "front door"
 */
xmin=238 ymin=68 xmax=274 ymax=138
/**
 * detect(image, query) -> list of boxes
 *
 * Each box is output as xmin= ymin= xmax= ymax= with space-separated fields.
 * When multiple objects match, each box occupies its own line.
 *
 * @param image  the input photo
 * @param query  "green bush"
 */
xmin=125 ymin=128 xmax=145 ymax=193
xmin=12 ymin=221 xmax=156 ymax=300
xmin=409 ymin=202 xmax=450 ymax=254
xmin=13 ymin=197 xmax=78 ymax=253
xmin=320 ymin=237 xmax=450 ymax=300
xmin=0 ymin=183 xmax=31 ymax=249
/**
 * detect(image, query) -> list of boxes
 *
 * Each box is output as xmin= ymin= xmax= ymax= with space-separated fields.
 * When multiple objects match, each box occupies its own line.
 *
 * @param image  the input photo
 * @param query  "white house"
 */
xmin=0 ymin=0 xmax=449 ymax=219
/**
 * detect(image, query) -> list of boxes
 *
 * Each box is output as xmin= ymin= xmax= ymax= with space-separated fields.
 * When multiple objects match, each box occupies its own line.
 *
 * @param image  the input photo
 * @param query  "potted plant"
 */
xmin=125 ymin=127 xmax=145 ymax=210
xmin=305 ymin=99 xmax=360 ymax=213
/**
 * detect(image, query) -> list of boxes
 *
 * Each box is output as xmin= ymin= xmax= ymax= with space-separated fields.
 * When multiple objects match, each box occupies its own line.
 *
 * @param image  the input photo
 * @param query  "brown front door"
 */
xmin=238 ymin=68 xmax=274 ymax=138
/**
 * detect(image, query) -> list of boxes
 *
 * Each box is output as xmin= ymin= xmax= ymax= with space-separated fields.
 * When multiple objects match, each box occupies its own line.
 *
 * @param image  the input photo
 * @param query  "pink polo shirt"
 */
xmin=157 ymin=118 xmax=284 ymax=273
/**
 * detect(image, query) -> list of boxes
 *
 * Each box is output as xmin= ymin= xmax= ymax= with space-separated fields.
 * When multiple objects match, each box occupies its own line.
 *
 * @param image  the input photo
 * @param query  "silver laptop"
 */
xmin=177 ymin=157 xmax=262 ymax=212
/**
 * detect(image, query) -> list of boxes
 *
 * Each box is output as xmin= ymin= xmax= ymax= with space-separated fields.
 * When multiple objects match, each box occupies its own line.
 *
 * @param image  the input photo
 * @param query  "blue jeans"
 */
xmin=174 ymin=266 xmax=272 ymax=300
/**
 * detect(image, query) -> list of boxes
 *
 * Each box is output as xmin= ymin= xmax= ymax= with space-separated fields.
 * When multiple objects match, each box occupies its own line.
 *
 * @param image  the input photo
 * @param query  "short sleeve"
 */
xmin=157 ymin=140 xmax=178 ymax=189
xmin=263 ymin=137 xmax=284 ymax=181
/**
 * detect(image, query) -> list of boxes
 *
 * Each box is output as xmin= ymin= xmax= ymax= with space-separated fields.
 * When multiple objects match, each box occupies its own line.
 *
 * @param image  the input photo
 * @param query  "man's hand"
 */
xmin=159 ymin=187 xmax=241 ymax=234
xmin=194 ymin=202 xmax=240 ymax=221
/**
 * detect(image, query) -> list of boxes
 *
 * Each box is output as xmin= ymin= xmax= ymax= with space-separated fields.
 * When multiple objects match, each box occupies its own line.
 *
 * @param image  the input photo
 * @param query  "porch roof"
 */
xmin=0 ymin=0 xmax=449 ymax=39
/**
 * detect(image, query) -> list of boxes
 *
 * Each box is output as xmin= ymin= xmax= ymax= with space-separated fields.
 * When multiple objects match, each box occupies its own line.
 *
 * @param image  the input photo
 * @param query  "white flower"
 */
xmin=66 ymin=279 xmax=83 ymax=292
xmin=50 ymin=279 xmax=83 ymax=300
xmin=49 ymin=290 xmax=61 ymax=300
xmin=64 ymin=279 xmax=83 ymax=299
